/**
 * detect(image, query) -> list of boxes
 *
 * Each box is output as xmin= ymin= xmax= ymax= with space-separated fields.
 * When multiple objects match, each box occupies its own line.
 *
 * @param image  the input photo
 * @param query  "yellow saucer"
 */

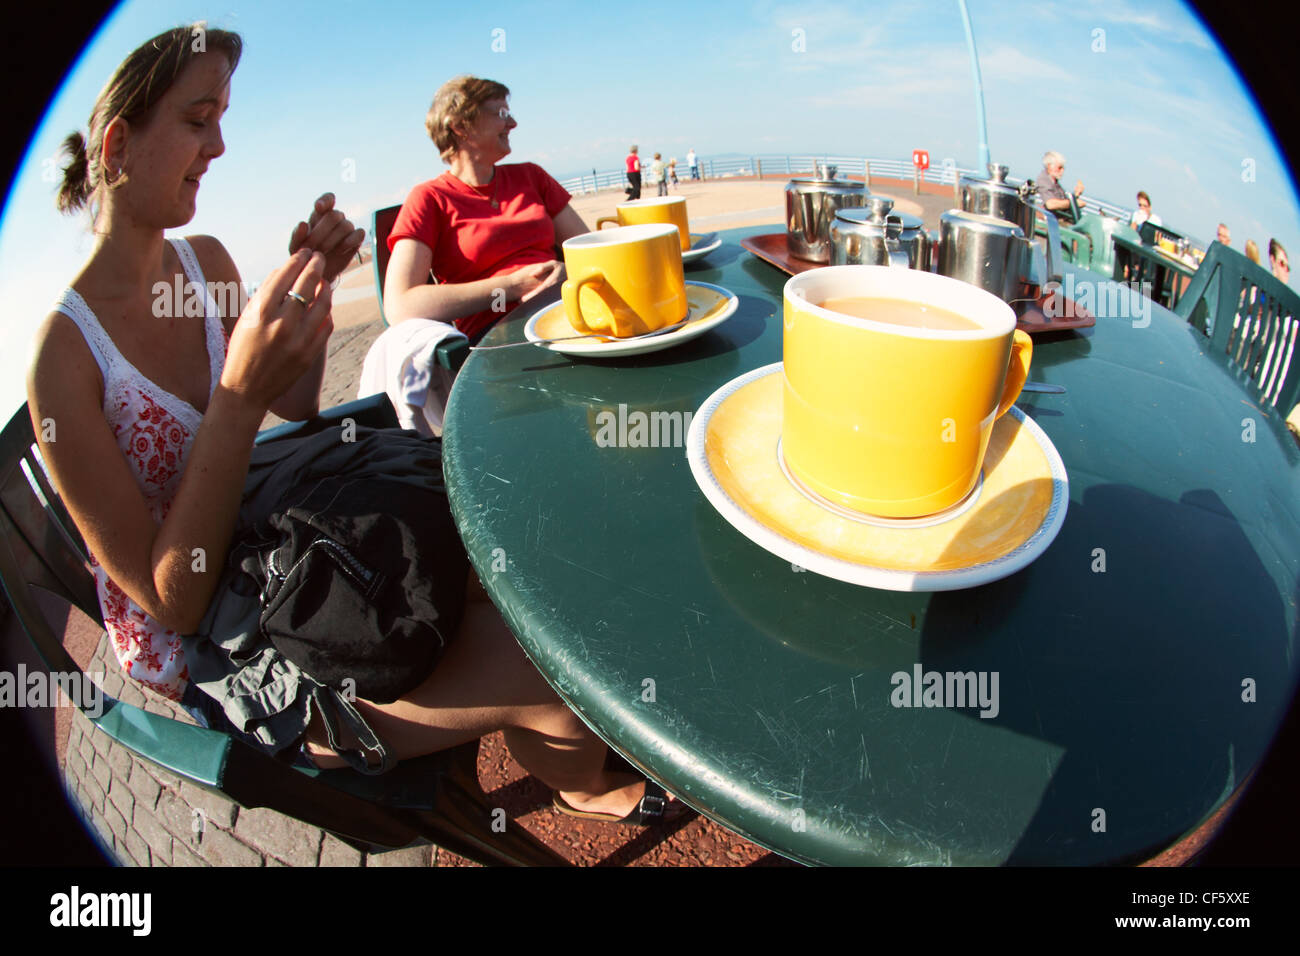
xmin=686 ymin=364 xmax=1069 ymax=591
xmin=527 ymin=281 xmax=738 ymax=356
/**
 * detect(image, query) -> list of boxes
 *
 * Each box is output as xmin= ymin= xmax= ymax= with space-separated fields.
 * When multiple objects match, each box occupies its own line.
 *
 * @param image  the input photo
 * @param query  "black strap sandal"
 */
xmin=552 ymin=780 xmax=691 ymax=826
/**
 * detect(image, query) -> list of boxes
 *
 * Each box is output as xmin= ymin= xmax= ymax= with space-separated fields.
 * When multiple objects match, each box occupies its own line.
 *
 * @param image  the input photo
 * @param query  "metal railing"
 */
xmin=556 ymin=153 xmax=1138 ymax=229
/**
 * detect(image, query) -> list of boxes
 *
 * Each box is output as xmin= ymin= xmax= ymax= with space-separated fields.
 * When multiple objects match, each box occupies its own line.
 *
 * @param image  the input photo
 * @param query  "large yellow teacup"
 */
xmin=561 ymin=224 xmax=687 ymax=337
xmin=596 ymin=196 xmax=692 ymax=252
xmin=782 ymin=266 xmax=1032 ymax=519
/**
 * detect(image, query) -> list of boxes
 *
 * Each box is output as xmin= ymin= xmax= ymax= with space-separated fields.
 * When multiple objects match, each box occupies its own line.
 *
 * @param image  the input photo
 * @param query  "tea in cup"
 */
xmin=561 ymin=224 xmax=687 ymax=337
xmin=782 ymin=265 xmax=1031 ymax=518
xmin=596 ymin=196 xmax=692 ymax=252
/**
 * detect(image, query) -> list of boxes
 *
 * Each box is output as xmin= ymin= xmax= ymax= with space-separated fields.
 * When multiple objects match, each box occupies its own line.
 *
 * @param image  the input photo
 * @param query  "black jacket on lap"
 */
xmin=182 ymin=426 xmax=468 ymax=773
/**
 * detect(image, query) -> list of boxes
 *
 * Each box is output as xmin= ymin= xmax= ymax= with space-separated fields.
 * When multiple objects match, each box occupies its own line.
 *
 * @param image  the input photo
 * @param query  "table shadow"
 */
xmin=920 ymin=483 xmax=1294 ymax=864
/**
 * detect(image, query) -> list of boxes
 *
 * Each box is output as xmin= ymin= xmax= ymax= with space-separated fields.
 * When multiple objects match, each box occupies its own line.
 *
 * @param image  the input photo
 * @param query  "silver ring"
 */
xmin=284 ymin=290 xmax=310 ymax=307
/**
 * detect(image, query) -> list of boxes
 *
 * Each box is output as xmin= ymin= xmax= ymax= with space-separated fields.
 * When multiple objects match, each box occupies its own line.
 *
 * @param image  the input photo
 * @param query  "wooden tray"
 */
xmin=1014 ymin=285 xmax=1095 ymax=333
xmin=740 ymin=233 xmax=826 ymax=275
xmin=742 ymin=233 xmax=1095 ymax=334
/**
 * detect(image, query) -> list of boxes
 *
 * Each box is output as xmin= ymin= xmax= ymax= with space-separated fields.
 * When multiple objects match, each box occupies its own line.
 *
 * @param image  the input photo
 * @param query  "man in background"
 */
xmin=1035 ymin=150 xmax=1085 ymax=223
xmin=1216 ymin=223 xmax=1231 ymax=246
xmin=687 ymin=147 xmax=699 ymax=180
xmin=1269 ymin=238 xmax=1290 ymax=283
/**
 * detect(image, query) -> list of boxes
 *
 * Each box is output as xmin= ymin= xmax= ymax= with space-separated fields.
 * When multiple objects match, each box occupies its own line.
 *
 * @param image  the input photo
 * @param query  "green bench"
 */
xmin=0 ymin=395 xmax=566 ymax=865
xmin=1174 ymin=240 xmax=1300 ymax=414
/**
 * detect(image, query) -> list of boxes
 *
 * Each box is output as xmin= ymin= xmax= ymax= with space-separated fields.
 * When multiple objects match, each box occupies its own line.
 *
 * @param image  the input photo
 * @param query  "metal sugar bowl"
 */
xmin=830 ymin=197 xmax=931 ymax=270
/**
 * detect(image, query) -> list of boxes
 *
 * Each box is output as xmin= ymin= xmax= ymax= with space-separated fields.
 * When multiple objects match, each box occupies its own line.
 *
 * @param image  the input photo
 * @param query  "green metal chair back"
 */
xmin=1174 ymin=241 xmax=1300 ymax=413
xmin=0 ymin=399 xmax=563 ymax=865
xmin=369 ymin=205 xmax=468 ymax=372
xmin=371 ymin=205 xmax=402 ymax=327
xmin=1073 ymin=213 xmax=1133 ymax=275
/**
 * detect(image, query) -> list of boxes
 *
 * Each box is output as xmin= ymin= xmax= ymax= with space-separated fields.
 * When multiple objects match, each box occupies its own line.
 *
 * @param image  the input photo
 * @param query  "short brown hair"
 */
xmin=425 ymin=75 xmax=510 ymax=162
xmin=1136 ymin=191 xmax=1150 ymax=205
xmin=57 ymin=24 xmax=242 ymax=217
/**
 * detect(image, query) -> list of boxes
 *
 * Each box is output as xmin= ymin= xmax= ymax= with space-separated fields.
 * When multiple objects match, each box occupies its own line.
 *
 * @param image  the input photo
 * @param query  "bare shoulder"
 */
xmin=27 ymin=309 xmax=103 ymax=414
xmin=184 ymin=234 xmax=244 ymax=329
xmin=184 ymin=234 xmax=240 ymax=285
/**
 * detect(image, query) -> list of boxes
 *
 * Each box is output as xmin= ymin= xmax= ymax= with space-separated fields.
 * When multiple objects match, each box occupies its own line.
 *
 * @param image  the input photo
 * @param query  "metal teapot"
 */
xmin=830 ymin=197 xmax=930 ymax=270
xmin=785 ymin=175 xmax=868 ymax=263
xmin=958 ymin=163 xmax=1061 ymax=292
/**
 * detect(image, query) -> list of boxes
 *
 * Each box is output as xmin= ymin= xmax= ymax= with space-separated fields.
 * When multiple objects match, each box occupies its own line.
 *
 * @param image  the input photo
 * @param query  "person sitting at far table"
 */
xmin=1129 ymin=191 xmax=1161 ymax=229
xmin=1035 ymin=150 xmax=1085 ymax=223
xmin=1270 ymin=238 xmax=1290 ymax=283
xmin=1217 ymin=223 xmax=1231 ymax=246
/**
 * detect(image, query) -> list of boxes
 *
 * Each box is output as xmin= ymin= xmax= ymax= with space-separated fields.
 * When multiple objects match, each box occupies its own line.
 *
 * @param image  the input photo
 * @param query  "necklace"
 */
xmin=470 ymin=176 xmax=499 ymax=210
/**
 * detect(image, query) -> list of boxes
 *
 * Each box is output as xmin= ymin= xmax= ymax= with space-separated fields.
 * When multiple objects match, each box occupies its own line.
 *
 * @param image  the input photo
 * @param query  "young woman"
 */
xmin=29 ymin=26 xmax=679 ymax=826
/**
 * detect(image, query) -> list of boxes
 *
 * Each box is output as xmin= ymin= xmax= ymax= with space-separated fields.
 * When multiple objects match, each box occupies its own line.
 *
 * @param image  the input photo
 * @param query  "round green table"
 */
xmin=443 ymin=224 xmax=1299 ymax=866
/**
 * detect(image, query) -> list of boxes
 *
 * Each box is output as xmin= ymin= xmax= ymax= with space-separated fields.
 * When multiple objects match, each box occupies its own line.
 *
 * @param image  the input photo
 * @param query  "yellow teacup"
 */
xmin=782 ymin=266 xmax=1031 ymax=518
xmin=561 ymin=224 xmax=687 ymax=337
xmin=596 ymin=196 xmax=692 ymax=252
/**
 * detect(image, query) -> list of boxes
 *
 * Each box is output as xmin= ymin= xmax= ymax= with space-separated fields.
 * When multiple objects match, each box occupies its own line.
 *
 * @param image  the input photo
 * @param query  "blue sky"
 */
xmin=1 ymin=0 xmax=1297 ymax=415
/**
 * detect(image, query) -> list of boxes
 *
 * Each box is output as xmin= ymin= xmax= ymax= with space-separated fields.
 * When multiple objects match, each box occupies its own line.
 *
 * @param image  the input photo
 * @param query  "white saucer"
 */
xmin=686 ymin=364 xmax=1069 ymax=591
xmin=682 ymin=232 xmax=722 ymax=263
xmin=524 ymin=281 xmax=738 ymax=357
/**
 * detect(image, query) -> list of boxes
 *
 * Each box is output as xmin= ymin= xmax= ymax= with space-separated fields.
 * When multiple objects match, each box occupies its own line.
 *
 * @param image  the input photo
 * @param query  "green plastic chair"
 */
xmin=1065 ymin=213 xmax=1135 ymax=275
xmin=0 ymin=397 xmax=567 ymax=865
xmin=370 ymin=204 xmax=468 ymax=372
xmin=1174 ymin=241 xmax=1300 ymax=413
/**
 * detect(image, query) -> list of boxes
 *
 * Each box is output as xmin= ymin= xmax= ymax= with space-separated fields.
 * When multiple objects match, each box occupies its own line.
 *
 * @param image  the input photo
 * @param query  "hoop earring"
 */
xmin=103 ymin=165 xmax=124 ymax=187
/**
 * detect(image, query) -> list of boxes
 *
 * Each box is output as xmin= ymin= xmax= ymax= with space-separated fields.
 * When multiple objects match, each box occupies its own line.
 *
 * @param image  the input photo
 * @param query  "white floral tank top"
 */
xmin=54 ymin=238 xmax=229 ymax=701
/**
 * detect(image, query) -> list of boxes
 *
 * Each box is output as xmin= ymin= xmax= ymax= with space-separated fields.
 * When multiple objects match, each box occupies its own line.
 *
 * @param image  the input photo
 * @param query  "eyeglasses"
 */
xmin=496 ymin=107 xmax=513 ymax=121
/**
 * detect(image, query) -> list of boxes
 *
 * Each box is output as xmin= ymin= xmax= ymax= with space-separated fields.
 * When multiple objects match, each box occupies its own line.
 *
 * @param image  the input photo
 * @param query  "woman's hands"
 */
xmin=508 ymin=260 xmax=564 ymax=302
xmin=289 ymin=193 xmax=366 ymax=283
xmin=220 ymin=250 xmax=333 ymax=412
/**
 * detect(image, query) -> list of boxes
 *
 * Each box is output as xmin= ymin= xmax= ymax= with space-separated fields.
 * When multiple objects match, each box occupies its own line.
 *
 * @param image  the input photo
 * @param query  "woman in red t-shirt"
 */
xmin=384 ymin=76 xmax=591 ymax=340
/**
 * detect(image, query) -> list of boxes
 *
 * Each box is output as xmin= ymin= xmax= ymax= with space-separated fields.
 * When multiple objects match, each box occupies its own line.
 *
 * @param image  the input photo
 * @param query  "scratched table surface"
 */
xmin=442 ymin=224 xmax=1300 ymax=866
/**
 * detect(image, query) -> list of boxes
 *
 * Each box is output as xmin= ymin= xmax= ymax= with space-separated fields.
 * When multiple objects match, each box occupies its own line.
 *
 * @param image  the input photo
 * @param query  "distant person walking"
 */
xmin=687 ymin=147 xmax=699 ymax=180
xmin=650 ymin=152 xmax=667 ymax=196
xmin=669 ymin=158 xmax=678 ymax=189
xmin=625 ymin=145 xmax=641 ymax=200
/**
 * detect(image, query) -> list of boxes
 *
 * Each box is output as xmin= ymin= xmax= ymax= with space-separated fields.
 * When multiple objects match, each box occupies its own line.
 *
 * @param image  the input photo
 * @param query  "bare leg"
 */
xmin=304 ymin=598 xmax=662 ymax=818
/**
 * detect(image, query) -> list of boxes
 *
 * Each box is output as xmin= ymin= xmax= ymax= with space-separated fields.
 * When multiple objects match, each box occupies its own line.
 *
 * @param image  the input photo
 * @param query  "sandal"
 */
xmin=552 ymin=780 xmax=690 ymax=826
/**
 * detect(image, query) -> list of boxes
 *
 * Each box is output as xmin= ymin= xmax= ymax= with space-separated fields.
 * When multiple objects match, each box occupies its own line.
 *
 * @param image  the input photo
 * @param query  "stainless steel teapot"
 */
xmin=830 ymin=197 xmax=930 ymax=270
xmin=785 ymin=175 xmax=868 ymax=263
xmin=958 ymin=163 xmax=1061 ymax=293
